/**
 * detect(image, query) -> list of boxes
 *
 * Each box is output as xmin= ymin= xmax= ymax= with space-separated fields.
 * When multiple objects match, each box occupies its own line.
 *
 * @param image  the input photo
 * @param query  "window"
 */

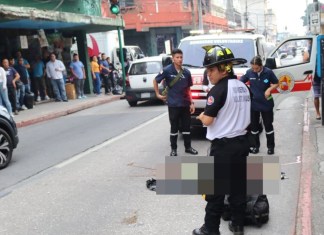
xmin=270 ymin=39 xmax=312 ymax=68
xmin=129 ymin=61 xmax=162 ymax=75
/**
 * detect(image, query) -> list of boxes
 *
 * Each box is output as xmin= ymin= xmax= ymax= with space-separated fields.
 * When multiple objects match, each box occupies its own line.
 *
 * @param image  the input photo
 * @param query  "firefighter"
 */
xmin=153 ymin=48 xmax=198 ymax=156
xmin=240 ymin=56 xmax=279 ymax=155
xmin=195 ymin=45 xmax=250 ymax=235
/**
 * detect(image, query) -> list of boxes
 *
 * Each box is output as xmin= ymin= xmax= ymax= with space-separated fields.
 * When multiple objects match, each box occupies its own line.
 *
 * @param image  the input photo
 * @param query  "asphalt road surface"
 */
xmin=0 ymin=92 xmax=311 ymax=235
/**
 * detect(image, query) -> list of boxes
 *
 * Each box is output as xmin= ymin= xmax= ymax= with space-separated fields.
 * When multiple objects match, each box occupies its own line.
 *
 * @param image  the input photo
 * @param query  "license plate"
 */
xmin=141 ymin=93 xmax=150 ymax=98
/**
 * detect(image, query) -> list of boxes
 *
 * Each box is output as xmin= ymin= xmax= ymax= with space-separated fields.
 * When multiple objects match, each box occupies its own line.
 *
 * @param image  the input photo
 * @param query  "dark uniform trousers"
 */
xmin=204 ymin=135 xmax=249 ymax=231
xmin=251 ymin=110 xmax=275 ymax=149
xmin=168 ymin=106 xmax=191 ymax=150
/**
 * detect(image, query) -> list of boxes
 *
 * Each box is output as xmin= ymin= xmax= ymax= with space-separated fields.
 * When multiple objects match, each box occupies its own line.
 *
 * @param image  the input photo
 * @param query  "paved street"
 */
xmin=0 ymin=91 xmax=323 ymax=235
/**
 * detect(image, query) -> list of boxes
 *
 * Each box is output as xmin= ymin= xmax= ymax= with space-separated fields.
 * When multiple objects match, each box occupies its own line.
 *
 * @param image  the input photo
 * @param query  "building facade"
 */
xmin=104 ymin=0 xmax=244 ymax=56
xmin=0 ymin=0 xmax=123 ymax=92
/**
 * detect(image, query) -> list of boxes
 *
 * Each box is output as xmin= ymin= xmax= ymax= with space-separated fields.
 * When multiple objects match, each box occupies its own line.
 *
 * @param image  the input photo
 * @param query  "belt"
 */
xmin=211 ymin=134 xmax=246 ymax=145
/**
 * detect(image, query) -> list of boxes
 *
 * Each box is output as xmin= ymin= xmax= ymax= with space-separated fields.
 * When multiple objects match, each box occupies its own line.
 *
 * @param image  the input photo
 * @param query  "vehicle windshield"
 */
xmin=179 ymin=39 xmax=256 ymax=67
xmin=129 ymin=61 xmax=162 ymax=75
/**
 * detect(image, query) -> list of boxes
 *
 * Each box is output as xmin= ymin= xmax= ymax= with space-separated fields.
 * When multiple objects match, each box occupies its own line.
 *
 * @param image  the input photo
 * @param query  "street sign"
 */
xmin=311 ymin=12 xmax=320 ymax=35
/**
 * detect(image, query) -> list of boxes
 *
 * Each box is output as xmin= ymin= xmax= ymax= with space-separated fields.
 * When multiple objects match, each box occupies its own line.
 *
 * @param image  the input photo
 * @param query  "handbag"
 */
xmin=161 ymin=69 xmax=183 ymax=96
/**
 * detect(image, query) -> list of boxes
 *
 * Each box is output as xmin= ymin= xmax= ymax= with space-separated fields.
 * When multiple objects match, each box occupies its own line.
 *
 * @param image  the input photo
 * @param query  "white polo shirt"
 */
xmin=204 ymin=76 xmax=251 ymax=140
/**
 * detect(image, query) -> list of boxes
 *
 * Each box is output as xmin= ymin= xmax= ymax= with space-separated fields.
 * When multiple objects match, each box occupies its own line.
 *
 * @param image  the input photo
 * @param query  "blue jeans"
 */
xmin=93 ymin=72 xmax=101 ymax=94
xmin=17 ymin=83 xmax=31 ymax=107
xmin=51 ymin=78 xmax=67 ymax=101
xmin=0 ymin=82 xmax=12 ymax=114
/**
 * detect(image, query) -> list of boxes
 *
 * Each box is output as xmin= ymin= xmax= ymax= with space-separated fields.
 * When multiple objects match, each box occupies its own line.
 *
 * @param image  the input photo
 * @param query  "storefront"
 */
xmin=0 ymin=3 xmax=124 ymax=94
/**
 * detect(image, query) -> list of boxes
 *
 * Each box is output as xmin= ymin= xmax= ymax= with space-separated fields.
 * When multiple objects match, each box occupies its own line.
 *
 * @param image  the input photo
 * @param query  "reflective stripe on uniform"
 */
xmin=251 ymin=131 xmax=259 ymax=135
xmin=182 ymin=132 xmax=190 ymax=135
xmin=170 ymin=133 xmax=178 ymax=136
xmin=266 ymin=130 xmax=274 ymax=135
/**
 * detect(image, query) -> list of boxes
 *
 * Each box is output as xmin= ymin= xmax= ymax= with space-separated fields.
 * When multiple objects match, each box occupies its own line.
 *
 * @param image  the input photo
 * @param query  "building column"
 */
xmin=75 ymin=31 xmax=93 ymax=94
xmin=175 ymin=27 xmax=183 ymax=48
xmin=148 ymin=28 xmax=157 ymax=56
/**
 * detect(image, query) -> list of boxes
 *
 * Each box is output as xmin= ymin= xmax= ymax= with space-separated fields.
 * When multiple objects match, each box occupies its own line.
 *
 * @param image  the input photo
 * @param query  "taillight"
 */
xmin=126 ymin=74 xmax=130 ymax=87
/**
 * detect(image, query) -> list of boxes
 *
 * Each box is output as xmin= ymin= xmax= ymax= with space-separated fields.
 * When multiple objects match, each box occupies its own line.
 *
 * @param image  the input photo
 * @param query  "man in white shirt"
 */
xmin=46 ymin=53 xmax=68 ymax=102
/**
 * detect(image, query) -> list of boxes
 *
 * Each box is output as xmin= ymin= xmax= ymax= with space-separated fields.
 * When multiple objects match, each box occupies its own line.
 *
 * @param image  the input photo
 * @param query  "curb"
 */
xmin=294 ymin=98 xmax=314 ymax=235
xmin=16 ymin=95 xmax=122 ymax=128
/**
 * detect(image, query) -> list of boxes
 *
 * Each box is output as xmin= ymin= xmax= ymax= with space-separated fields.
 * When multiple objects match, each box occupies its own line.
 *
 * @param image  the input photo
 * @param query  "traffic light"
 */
xmin=110 ymin=0 xmax=120 ymax=15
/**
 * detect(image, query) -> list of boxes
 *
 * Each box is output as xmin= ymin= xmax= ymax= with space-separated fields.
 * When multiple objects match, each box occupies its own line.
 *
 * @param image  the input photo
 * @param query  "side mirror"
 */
xmin=280 ymin=53 xmax=287 ymax=59
xmin=265 ymin=58 xmax=277 ymax=69
xmin=162 ymin=56 xmax=172 ymax=67
xmin=138 ymin=54 xmax=145 ymax=59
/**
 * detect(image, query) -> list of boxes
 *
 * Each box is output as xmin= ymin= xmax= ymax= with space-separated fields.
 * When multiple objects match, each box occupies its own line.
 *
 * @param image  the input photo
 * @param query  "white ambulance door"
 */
xmin=266 ymin=36 xmax=316 ymax=93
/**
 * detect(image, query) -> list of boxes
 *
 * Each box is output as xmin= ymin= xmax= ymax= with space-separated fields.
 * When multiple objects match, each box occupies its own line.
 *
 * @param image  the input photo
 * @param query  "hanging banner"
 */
xmin=20 ymin=36 xmax=28 ymax=49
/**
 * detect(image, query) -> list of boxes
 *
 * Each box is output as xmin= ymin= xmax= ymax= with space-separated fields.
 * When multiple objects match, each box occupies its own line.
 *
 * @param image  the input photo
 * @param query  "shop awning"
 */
xmin=0 ymin=4 xmax=124 ymax=33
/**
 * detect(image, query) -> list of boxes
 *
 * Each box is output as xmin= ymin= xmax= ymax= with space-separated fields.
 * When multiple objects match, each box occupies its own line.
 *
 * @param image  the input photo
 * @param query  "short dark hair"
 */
xmin=250 ymin=56 xmax=262 ymax=66
xmin=171 ymin=48 xmax=183 ymax=56
xmin=73 ymin=53 xmax=78 ymax=57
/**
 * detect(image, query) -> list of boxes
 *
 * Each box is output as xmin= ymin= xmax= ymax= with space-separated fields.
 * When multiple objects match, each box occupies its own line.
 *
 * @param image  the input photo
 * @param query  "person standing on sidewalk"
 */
xmin=0 ymin=66 xmax=13 ymax=117
xmin=312 ymin=72 xmax=322 ymax=120
xmin=70 ymin=53 xmax=86 ymax=99
xmin=46 ymin=53 xmax=68 ymax=102
xmin=153 ymin=48 xmax=198 ymax=156
xmin=91 ymin=55 xmax=101 ymax=95
xmin=32 ymin=55 xmax=48 ymax=102
xmin=240 ymin=56 xmax=279 ymax=155
xmin=99 ymin=53 xmax=111 ymax=95
xmin=2 ymin=58 xmax=20 ymax=116
xmin=195 ymin=45 xmax=250 ymax=235
xmin=14 ymin=57 xmax=31 ymax=110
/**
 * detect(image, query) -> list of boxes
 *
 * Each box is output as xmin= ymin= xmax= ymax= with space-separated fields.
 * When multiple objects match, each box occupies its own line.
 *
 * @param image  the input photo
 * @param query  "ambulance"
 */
xmin=178 ymin=33 xmax=317 ymax=127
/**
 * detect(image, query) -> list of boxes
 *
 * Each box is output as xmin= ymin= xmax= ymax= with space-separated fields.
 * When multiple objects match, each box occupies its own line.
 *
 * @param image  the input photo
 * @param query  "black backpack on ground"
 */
xmin=222 ymin=194 xmax=269 ymax=227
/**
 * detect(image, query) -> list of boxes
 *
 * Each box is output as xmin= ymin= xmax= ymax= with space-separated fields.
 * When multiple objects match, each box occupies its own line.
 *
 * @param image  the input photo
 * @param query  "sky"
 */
xmin=269 ymin=0 xmax=310 ymax=35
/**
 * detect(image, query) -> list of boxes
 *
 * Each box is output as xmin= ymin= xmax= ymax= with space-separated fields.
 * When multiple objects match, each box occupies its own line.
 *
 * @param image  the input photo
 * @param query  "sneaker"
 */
xmin=14 ymin=110 xmax=19 ymax=115
xmin=21 ymin=105 xmax=28 ymax=110
xmin=36 ymin=96 xmax=41 ymax=102
xmin=10 ymin=113 xmax=15 ymax=118
xmin=82 ymin=95 xmax=87 ymax=99
xmin=45 ymin=95 xmax=50 ymax=100
xmin=78 ymin=96 xmax=82 ymax=99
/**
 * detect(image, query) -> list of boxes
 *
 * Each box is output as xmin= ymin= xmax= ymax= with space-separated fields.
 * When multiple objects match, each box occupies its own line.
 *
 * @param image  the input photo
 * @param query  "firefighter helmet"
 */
xmin=202 ymin=45 xmax=247 ymax=68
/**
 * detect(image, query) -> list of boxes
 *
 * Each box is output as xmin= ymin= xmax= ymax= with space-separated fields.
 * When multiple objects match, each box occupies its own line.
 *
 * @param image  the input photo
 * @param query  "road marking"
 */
xmin=55 ymin=112 xmax=168 ymax=168
xmin=281 ymin=156 xmax=301 ymax=165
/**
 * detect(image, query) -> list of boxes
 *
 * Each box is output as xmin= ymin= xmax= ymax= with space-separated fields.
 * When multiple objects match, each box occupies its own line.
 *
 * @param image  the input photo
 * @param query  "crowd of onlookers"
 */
xmin=0 ymin=50 xmax=119 ymax=118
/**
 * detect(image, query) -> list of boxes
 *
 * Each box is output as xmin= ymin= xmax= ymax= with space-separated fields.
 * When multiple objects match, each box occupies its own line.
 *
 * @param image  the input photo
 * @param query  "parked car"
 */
xmin=125 ymin=56 xmax=165 ymax=107
xmin=0 ymin=105 xmax=19 ymax=169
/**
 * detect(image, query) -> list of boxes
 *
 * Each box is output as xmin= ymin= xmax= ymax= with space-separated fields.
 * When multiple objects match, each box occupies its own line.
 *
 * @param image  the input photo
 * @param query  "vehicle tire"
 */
xmin=0 ymin=128 xmax=13 ymax=170
xmin=128 ymin=101 xmax=138 ymax=107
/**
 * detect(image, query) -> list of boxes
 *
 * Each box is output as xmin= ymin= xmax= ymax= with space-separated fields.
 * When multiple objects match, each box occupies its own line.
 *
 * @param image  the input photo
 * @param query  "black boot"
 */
xmin=170 ymin=149 xmax=177 ymax=156
xmin=185 ymin=147 xmax=198 ymax=155
xmin=192 ymin=224 xmax=220 ymax=235
xmin=228 ymin=221 xmax=244 ymax=235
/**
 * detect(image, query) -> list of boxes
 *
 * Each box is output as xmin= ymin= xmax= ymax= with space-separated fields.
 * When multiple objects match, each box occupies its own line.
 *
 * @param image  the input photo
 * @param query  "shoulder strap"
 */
xmin=169 ymin=69 xmax=183 ymax=88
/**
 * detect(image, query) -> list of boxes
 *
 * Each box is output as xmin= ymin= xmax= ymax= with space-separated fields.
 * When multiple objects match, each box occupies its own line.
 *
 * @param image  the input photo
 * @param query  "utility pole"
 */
xmin=245 ymin=0 xmax=248 ymax=29
xmin=198 ymin=0 xmax=203 ymax=30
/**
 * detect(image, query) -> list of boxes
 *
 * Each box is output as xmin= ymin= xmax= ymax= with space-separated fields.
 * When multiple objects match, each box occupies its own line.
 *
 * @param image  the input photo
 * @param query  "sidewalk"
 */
xmin=13 ymin=94 xmax=123 ymax=128
xmin=296 ymin=94 xmax=324 ymax=235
